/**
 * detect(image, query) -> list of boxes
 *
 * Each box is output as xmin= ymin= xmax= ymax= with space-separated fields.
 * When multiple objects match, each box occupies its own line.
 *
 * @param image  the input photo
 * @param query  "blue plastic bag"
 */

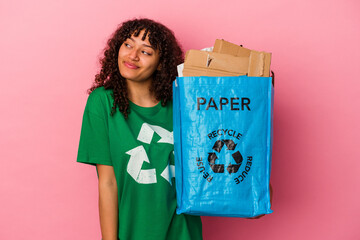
xmin=173 ymin=76 xmax=273 ymax=217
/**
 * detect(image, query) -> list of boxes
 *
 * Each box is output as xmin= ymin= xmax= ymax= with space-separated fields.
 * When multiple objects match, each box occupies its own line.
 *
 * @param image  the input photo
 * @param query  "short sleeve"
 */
xmin=77 ymin=92 xmax=112 ymax=166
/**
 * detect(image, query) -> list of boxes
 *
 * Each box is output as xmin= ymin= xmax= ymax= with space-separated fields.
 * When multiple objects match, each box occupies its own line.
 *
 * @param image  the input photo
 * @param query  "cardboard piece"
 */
xmin=183 ymin=39 xmax=272 ymax=77
xmin=183 ymin=50 xmax=249 ymax=77
xmin=213 ymin=39 xmax=251 ymax=58
xmin=248 ymin=51 xmax=271 ymax=77
xmin=213 ymin=39 xmax=272 ymax=77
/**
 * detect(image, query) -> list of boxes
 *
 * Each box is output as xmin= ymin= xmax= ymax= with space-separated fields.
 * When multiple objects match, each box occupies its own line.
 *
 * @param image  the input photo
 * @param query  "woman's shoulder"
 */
xmin=90 ymin=86 xmax=113 ymax=98
xmin=85 ymin=87 xmax=113 ymax=116
xmin=87 ymin=87 xmax=113 ymax=103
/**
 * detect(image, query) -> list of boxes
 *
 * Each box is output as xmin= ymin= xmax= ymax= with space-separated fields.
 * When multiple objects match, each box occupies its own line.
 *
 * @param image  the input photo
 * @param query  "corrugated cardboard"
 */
xmin=183 ymin=50 xmax=249 ymax=77
xmin=182 ymin=39 xmax=272 ymax=77
xmin=213 ymin=39 xmax=251 ymax=58
xmin=248 ymin=51 xmax=271 ymax=77
xmin=213 ymin=39 xmax=272 ymax=77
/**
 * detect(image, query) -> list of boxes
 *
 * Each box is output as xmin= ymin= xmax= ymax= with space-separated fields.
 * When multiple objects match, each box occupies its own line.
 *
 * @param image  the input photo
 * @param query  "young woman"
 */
xmin=77 ymin=18 xmax=202 ymax=240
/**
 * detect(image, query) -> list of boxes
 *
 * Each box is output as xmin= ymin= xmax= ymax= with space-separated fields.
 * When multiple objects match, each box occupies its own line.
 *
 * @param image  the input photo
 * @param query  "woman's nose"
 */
xmin=129 ymin=48 xmax=139 ymax=61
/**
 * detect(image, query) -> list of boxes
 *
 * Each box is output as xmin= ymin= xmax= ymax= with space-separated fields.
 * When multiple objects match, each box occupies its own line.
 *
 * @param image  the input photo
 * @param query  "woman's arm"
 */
xmin=97 ymin=164 xmax=118 ymax=240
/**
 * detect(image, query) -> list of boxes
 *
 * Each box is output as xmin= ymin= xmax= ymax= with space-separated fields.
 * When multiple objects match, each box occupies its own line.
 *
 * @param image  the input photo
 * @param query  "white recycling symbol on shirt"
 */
xmin=126 ymin=123 xmax=175 ymax=185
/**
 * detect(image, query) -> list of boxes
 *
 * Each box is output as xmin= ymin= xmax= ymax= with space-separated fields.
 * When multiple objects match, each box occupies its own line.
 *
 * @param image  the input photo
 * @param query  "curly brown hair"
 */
xmin=89 ymin=18 xmax=184 ymax=118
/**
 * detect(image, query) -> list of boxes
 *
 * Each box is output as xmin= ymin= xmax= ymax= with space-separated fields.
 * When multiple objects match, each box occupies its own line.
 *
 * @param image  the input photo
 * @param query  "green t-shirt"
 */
xmin=77 ymin=87 xmax=202 ymax=240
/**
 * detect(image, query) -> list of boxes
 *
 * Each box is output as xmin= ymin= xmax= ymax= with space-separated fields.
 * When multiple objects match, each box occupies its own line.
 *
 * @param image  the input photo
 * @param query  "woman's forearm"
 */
xmin=99 ymin=180 xmax=118 ymax=240
xmin=97 ymin=165 xmax=118 ymax=240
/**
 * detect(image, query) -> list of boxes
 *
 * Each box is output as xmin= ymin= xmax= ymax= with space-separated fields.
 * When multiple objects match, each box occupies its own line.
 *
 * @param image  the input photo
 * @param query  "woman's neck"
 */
xmin=127 ymin=80 xmax=159 ymax=107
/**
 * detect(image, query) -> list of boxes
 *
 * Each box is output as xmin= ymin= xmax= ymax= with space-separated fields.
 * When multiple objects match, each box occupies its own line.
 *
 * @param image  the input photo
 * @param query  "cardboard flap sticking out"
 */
xmin=248 ymin=51 xmax=272 ymax=77
xmin=213 ymin=39 xmax=251 ymax=58
xmin=248 ymin=51 xmax=265 ymax=76
xmin=213 ymin=39 xmax=272 ymax=77
xmin=183 ymin=50 xmax=249 ymax=77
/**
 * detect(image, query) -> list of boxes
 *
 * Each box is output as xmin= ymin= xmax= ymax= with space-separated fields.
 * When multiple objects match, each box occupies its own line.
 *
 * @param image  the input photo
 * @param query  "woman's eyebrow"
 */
xmin=129 ymin=37 xmax=155 ymax=50
xmin=143 ymin=44 xmax=155 ymax=50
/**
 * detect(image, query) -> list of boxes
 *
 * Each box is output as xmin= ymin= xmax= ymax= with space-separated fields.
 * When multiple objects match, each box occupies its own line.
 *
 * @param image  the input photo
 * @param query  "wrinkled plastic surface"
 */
xmin=173 ymin=76 xmax=273 ymax=217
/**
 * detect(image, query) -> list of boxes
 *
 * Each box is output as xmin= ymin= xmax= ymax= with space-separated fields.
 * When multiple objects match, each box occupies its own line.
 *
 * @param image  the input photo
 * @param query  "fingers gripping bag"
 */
xmin=173 ymin=75 xmax=273 ymax=217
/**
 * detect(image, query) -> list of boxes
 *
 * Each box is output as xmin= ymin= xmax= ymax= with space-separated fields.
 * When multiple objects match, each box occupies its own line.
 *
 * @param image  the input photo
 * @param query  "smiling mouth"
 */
xmin=124 ymin=61 xmax=139 ymax=69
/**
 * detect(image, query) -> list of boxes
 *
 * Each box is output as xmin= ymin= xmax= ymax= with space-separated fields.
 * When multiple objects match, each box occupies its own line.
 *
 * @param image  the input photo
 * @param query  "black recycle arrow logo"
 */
xmin=208 ymin=139 xmax=243 ymax=174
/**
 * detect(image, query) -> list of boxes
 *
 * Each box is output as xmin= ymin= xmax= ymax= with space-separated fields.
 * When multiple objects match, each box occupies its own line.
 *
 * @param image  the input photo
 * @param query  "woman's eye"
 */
xmin=142 ymin=51 xmax=152 ymax=56
xmin=124 ymin=43 xmax=131 ymax=48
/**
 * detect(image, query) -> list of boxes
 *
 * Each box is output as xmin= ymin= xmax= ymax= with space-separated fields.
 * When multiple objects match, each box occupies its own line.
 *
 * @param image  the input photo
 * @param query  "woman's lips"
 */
xmin=124 ymin=61 xmax=139 ymax=69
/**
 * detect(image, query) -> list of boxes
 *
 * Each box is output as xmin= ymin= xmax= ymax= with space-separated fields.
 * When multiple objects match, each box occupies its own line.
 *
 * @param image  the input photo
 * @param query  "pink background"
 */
xmin=1 ymin=0 xmax=359 ymax=239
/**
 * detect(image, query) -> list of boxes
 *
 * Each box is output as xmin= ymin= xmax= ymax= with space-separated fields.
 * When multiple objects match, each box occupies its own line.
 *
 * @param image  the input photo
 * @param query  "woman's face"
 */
xmin=118 ymin=30 xmax=160 ymax=84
